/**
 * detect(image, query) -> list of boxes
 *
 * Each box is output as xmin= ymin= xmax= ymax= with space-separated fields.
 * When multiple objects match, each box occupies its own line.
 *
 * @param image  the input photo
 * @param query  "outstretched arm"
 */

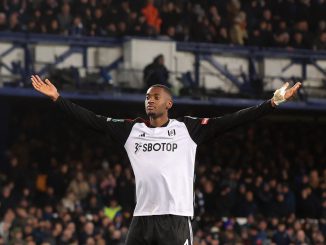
xmin=31 ymin=75 xmax=107 ymax=132
xmin=183 ymin=81 xmax=302 ymax=144
xmin=213 ymin=81 xmax=302 ymax=133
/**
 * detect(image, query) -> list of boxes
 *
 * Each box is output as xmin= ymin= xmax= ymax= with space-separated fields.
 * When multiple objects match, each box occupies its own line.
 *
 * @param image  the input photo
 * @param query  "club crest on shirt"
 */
xmin=168 ymin=129 xmax=176 ymax=137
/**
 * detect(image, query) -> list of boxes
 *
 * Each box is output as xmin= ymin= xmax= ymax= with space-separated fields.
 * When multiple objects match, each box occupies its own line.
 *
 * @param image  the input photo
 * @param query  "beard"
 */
xmin=147 ymin=111 xmax=156 ymax=117
xmin=146 ymin=110 xmax=163 ymax=118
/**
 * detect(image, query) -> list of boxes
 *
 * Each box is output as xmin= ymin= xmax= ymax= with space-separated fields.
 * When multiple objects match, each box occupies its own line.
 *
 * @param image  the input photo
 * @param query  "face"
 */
xmin=321 ymin=32 xmax=326 ymax=42
xmin=158 ymin=56 xmax=164 ymax=65
xmin=62 ymin=3 xmax=70 ymax=14
xmin=145 ymin=87 xmax=172 ymax=118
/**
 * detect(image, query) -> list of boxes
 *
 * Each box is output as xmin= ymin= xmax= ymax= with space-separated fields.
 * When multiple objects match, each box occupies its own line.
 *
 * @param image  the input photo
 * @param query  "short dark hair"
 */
xmin=149 ymin=84 xmax=173 ymax=99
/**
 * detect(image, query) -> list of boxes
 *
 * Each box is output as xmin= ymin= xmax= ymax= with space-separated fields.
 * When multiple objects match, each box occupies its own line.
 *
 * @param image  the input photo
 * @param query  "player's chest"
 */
xmin=128 ymin=125 xmax=189 ymax=143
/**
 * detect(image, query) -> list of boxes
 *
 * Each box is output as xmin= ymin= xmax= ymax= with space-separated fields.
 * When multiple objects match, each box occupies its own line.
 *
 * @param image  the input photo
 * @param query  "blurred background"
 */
xmin=0 ymin=0 xmax=326 ymax=244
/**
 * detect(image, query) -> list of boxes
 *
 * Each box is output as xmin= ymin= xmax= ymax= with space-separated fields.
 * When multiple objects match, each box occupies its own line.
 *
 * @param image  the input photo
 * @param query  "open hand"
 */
xmin=272 ymin=81 xmax=302 ymax=106
xmin=283 ymin=82 xmax=302 ymax=100
xmin=31 ymin=75 xmax=60 ymax=101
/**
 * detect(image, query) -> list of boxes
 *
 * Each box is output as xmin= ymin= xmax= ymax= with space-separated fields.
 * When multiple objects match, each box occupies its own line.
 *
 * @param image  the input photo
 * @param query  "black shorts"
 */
xmin=125 ymin=215 xmax=193 ymax=245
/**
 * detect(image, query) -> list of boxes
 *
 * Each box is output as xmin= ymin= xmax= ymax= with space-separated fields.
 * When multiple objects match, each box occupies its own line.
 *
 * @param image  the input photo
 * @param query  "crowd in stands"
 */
xmin=0 ymin=102 xmax=326 ymax=244
xmin=0 ymin=0 xmax=325 ymax=50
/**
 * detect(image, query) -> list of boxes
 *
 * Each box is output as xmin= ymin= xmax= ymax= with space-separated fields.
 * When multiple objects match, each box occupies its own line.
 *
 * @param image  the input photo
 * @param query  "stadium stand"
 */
xmin=0 ymin=0 xmax=325 ymax=50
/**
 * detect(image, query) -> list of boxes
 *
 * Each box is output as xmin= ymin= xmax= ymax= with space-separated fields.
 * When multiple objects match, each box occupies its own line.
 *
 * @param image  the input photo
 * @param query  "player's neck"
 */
xmin=149 ymin=116 xmax=169 ymax=127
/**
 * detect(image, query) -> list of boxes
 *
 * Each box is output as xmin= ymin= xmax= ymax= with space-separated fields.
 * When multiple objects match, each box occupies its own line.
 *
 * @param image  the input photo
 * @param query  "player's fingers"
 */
xmin=293 ymin=82 xmax=302 ymax=91
xmin=286 ymin=82 xmax=302 ymax=99
xmin=35 ymin=75 xmax=44 ymax=85
xmin=32 ymin=81 xmax=40 ymax=91
xmin=32 ymin=75 xmax=42 ymax=86
xmin=282 ymin=82 xmax=289 ymax=90
xmin=288 ymin=83 xmax=301 ymax=96
xmin=31 ymin=76 xmax=39 ymax=86
xmin=31 ymin=75 xmax=36 ymax=83
xmin=45 ymin=79 xmax=52 ymax=86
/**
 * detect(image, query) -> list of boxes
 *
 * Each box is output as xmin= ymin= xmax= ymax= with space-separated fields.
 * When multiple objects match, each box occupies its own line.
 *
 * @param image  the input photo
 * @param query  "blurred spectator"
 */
xmin=272 ymin=223 xmax=291 ymax=245
xmin=217 ymin=26 xmax=230 ymax=44
xmin=275 ymin=32 xmax=291 ymax=48
xmin=297 ymin=187 xmax=319 ymax=218
xmin=314 ymin=31 xmax=326 ymax=50
xmin=47 ymin=163 xmax=70 ymax=198
xmin=47 ymin=19 xmax=60 ymax=35
xmin=295 ymin=229 xmax=311 ymax=244
xmin=161 ymin=1 xmax=181 ymax=36
xmin=26 ymin=8 xmax=45 ymax=33
xmin=117 ymin=21 xmax=127 ymax=38
xmin=271 ymin=193 xmax=290 ymax=218
xmin=106 ymin=23 xmax=118 ymax=37
xmin=67 ymin=171 xmax=90 ymax=201
xmin=229 ymin=11 xmax=248 ymax=45
xmin=293 ymin=20 xmax=312 ymax=49
xmin=317 ymin=19 xmax=326 ymax=33
xmin=89 ymin=8 xmax=106 ymax=36
xmin=59 ymin=222 xmax=77 ymax=244
xmin=141 ymin=0 xmax=161 ymax=34
xmin=0 ymin=12 xmax=7 ymax=31
xmin=164 ymin=26 xmax=176 ymax=40
xmin=258 ymin=20 xmax=274 ymax=47
xmin=84 ymin=194 xmax=103 ymax=215
xmin=57 ymin=3 xmax=72 ymax=34
xmin=69 ymin=16 xmax=85 ymax=36
xmin=79 ymin=221 xmax=95 ymax=244
xmin=202 ymin=179 xmax=217 ymax=216
xmin=291 ymin=32 xmax=306 ymax=49
xmin=6 ymin=0 xmax=26 ymax=15
xmin=116 ymin=168 xmax=135 ymax=212
xmin=262 ymin=8 xmax=273 ymax=31
xmin=238 ymin=191 xmax=258 ymax=217
xmin=61 ymin=191 xmax=78 ymax=212
xmin=9 ymin=12 xmax=21 ymax=32
xmin=226 ymin=0 xmax=241 ymax=24
xmin=247 ymin=27 xmax=259 ymax=47
xmin=143 ymin=54 xmax=170 ymax=88
xmin=104 ymin=199 xmax=122 ymax=221
xmin=42 ymin=3 xmax=57 ymax=26
xmin=283 ymin=184 xmax=296 ymax=215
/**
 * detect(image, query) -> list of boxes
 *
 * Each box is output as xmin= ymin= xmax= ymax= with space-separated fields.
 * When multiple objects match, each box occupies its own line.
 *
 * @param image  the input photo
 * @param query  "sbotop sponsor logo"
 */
xmin=134 ymin=142 xmax=177 ymax=154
